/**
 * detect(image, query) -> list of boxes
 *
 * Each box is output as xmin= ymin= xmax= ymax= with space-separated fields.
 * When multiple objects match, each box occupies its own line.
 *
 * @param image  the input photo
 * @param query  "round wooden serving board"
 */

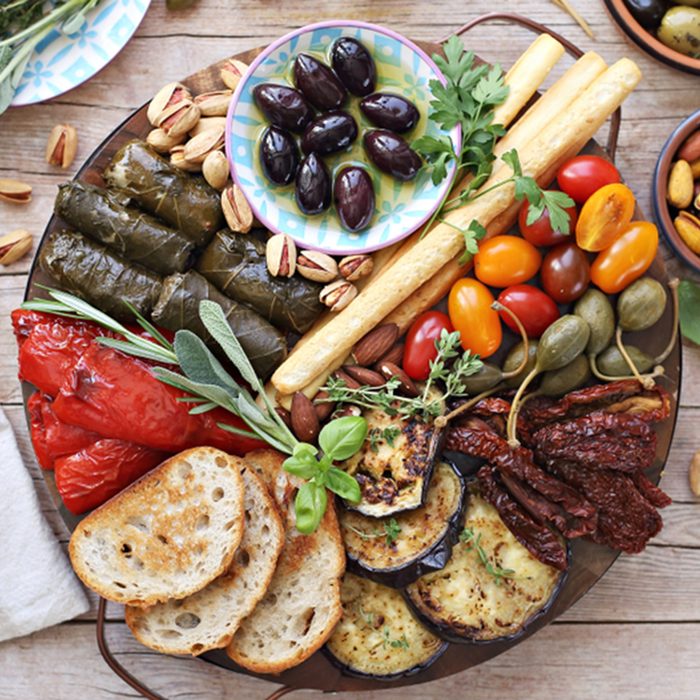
xmin=23 ymin=37 xmax=681 ymax=694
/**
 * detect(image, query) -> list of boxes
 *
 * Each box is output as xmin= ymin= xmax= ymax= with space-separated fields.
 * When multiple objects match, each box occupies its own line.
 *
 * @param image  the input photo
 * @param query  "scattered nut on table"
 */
xmin=690 ymin=450 xmax=700 ymax=497
xmin=46 ymin=124 xmax=78 ymax=169
xmin=0 ymin=178 xmax=32 ymax=204
xmin=0 ymin=229 xmax=32 ymax=265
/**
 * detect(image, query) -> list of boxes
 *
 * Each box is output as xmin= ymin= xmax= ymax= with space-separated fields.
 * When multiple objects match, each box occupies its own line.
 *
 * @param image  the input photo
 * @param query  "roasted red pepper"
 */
xmin=54 ymin=439 xmax=169 ymax=514
xmin=28 ymin=392 xmax=101 ymax=470
xmin=53 ymin=343 xmax=265 ymax=454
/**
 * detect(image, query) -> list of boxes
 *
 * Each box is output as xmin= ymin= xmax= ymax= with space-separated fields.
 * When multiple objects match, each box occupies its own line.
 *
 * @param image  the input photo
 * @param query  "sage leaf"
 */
xmin=152 ymin=366 xmax=235 ymax=410
xmin=174 ymin=330 xmax=240 ymax=394
xmin=319 ymin=416 xmax=368 ymax=461
xmin=326 ymin=467 xmax=361 ymax=503
xmin=679 ymin=280 xmax=700 ymax=345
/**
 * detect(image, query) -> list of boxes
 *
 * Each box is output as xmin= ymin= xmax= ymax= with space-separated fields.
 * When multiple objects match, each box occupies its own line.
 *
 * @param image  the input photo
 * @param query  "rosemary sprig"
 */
xmin=460 ymin=527 xmax=516 ymax=585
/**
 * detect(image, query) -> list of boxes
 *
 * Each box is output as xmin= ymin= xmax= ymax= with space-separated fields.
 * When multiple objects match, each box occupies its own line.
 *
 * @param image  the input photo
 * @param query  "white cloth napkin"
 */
xmin=0 ymin=406 xmax=89 ymax=642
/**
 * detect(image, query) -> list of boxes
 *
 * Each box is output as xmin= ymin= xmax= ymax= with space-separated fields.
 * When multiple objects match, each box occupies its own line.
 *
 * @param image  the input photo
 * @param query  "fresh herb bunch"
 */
xmin=323 ymin=329 xmax=483 ymax=420
xmin=460 ymin=526 xmax=516 ymax=585
xmin=0 ymin=0 xmax=102 ymax=115
xmin=22 ymin=288 xmax=366 ymax=534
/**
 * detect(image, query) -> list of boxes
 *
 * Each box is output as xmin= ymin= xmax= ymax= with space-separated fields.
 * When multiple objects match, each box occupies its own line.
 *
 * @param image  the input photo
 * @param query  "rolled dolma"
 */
xmin=55 ymin=181 xmax=196 ymax=275
xmin=152 ymin=270 xmax=287 ymax=379
xmin=39 ymin=230 xmax=163 ymax=321
xmin=103 ymin=140 xmax=223 ymax=247
xmin=197 ymin=230 xmax=324 ymax=334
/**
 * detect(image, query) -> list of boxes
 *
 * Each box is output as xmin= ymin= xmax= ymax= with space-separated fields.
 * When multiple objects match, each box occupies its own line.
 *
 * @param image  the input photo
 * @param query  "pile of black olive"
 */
xmin=253 ymin=36 xmax=422 ymax=232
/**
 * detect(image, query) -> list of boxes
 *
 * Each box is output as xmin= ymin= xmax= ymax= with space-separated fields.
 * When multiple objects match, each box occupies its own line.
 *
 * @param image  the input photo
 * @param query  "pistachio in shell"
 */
xmin=574 ymin=289 xmax=615 ymax=356
xmin=539 ymin=355 xmax=591 ymax=397
xmin=617 ymin=277 xmax=667 ymax=332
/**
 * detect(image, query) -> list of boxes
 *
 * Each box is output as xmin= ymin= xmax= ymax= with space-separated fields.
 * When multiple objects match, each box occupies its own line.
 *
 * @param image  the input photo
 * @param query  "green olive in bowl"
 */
xmin=658 ymin=6 xmax=700 ymax=56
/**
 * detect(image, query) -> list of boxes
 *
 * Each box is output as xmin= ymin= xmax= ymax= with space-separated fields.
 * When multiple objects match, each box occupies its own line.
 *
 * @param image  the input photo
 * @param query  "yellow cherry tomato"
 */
xmin=448 ymin=278 xmax=502 ymax=358
xmin=473 ymin=235 xmax=542 ymax=287
xmin=575 ymin=183 xmax=636 ymax=251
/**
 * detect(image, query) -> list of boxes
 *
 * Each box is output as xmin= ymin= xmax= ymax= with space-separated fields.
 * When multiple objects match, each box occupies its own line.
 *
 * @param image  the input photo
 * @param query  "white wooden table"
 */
xmin=0 ymin=1 xmax=699 ymax=697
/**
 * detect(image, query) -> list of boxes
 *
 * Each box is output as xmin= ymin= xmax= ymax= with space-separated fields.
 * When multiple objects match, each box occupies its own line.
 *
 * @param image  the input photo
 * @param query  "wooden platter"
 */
xmin=22 ymin=36 xmax=682 ymax=695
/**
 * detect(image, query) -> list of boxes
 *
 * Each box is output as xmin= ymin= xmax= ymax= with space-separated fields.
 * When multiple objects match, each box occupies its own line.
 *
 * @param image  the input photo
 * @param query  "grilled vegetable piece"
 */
xmin=152 ymin=270 xmax=286 ymax=380
xmin=341 ymin=407 xmax=442 ymax=517
xmin=405 ymin=489 xmax=566 ymax=643
xmin=340 ymin=462 xmax=466 ymax=587
xmin=325 ymin=573 xmax=447 ymax=680
xmin=39 ymin=230 xmax=163 ymax=322
xmin=103 ymin=140 xmax=223 ymax=246
xmin=55 ymin=181 xmax=196 ymax=275
xmin=196 ymin=230 xmax=323 ymax=334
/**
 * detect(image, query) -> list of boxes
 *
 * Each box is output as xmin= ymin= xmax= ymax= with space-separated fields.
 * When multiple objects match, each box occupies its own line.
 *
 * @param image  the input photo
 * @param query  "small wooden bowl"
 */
xmin=653 ymin=109 xmax=700 ymax=272
xmin=603 ymin=0 xmax=700 ymax=76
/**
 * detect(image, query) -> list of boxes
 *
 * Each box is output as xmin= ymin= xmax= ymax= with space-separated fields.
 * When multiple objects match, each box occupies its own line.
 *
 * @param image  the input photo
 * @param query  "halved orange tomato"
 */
xmin=575 ymin=183 xmax=636 ymax=252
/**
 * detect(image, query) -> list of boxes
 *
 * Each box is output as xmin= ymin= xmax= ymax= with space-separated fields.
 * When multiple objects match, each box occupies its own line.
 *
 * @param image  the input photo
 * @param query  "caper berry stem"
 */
xmin=491 ymin=301 xmax=530 ymax=379
xmin=434 ymin=386 xmax=500 ymax=429
xmin=589 ymin=353 xmax=664 ymax=385
xmin=506 ymin=365 xmax=540 ymax=447
xmin=615 ymin=326 xmax=656 ymax=389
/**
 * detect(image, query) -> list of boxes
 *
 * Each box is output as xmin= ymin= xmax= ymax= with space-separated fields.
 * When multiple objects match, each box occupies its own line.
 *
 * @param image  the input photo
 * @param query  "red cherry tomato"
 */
xmin=518 ymin=200 xmax=578 ymax=247
xmin=403 ymin=311 xmax=453 ymax=380
xmin=448 ymin=278 xmax=502 ymax=358
xmin=556 ymin=155 xmax=621 ymax=204
xmin=497 ymin=285 xmax=560 ymax=338
xmin=473 ymin=235 xmax=542 ymax=288
xmin=540 ymin=242 xmax=591 ymax=303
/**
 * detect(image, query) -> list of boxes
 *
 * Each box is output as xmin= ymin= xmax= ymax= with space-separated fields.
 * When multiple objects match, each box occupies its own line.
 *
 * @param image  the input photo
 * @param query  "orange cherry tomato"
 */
xmin=591 ymin=221 xmax=659 ymax=294
xmin=473 ymin=235 xmax=542 ymax=287
xmin=575 ymin=183 xmax=635 ymax=251
xmin=448 ymin=278 xmax=502 ymax=358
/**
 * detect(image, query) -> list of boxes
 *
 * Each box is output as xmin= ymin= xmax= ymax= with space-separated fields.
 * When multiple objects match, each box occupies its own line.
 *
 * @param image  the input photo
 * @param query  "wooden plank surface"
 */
xmin=1 ymin=0 xmax=699 ymax=697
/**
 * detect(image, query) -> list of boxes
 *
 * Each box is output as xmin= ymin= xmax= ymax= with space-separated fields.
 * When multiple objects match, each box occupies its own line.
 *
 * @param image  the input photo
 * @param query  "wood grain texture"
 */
xmin=0 ymin=0 xmax=699 ymax=696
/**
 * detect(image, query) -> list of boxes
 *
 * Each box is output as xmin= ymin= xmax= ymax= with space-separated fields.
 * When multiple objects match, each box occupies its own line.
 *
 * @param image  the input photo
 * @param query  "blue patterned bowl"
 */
xmin=225 ymin=20 xmax=460 ymax=255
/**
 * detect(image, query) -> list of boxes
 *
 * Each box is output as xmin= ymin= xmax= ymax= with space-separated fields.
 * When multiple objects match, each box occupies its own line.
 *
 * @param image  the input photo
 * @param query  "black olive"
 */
xmin=359 ymin=92 xmax=420 ymax=133
xmin=363 ymin=130 xmax=422 ymax=181
xmin=295 ymin=152 xmax=331 ymax=215
xmin=252 ymin=83 xmax=314 ymax=133
xmin=301 ymin=111 xmax=358 ymax=155
xmin=623 ymin=0 xmax=668 ymax=29
xmin=334 ymin=166 xmax=375 ymax=232
xmin=259 ymin=126 xmax=299 ymax=186
xmin=293 ymin=53 xmax=347 ymax=110
xmin=330 ymin=37 xmax=376 ymax=96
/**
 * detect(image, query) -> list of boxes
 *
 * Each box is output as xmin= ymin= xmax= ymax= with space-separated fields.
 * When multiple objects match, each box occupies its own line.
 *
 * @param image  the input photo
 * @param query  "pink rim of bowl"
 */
xmin=224 ymin=19 xmax=461 ymax=255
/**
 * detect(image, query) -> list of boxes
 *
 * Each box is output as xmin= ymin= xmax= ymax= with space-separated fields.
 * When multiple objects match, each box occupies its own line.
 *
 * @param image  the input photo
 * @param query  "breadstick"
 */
xmin=272 ymin=59 xmax=641 ymax=395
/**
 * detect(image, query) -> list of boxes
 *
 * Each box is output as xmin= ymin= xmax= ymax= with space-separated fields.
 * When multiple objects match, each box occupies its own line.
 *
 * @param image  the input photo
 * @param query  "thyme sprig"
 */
xmin=460 ymin=527 xmax=516 ymax=585
xmin=346 ymin=517 xmax=402 ymax=546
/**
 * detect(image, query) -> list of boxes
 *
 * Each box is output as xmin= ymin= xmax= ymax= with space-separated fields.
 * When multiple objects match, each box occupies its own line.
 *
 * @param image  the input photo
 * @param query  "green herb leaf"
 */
xmin=541 ymin=190 xmax=575 ymax=234
xmin=460 ymin=527 xmax=516 ymax=584
xmin=679 ymin=280 xmax=700 ymax=345
xmin=383 ymin=518 xmax=402 ymax=545
xmin=318 ymin=415 xmax=368 ymax=461
xmin=173 ymin=330 xmax=242 ymax=395
xmin=326 ymin=467 xmax=361 ymax=503
xmin=282 ymin=449 xmax=319 ymax=480
xmin=295 ymin=481 xmax=327 ymax=534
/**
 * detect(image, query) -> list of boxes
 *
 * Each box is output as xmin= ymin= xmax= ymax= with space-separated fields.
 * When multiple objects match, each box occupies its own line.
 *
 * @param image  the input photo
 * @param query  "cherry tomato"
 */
xmin=591 ymin=221 xmax=659 ymax=294
xmin=473 ymin=235 xmax=542 ymax=288
xmin=497 ymin=285 xmax=560 ymax=338
xmin=518 ymin=200 xmax=578 ymax=247
xmin=448 ymin=278 xmax=502 ymax=358
xmin=540 ymin=242 xmax=591 ymax=303
xmin=403 ymin=311 xmax=453 ymax=380
xmin=575 ymin=183 xmax=635 ymax=252
xmin=556 ymin=155 xmax=621 ymax=204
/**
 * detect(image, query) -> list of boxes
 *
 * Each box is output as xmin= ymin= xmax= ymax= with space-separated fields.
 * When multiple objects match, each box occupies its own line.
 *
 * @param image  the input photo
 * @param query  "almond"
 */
xmin=275 ymin=406 xmax=292 ymax=429
xmin=332 ymin=405 xmax=362 ymax=419
xmin=343 ymin=365 xmax=386 ymax=387
xmin=375 ymin=342 xmax=404 ymax=370
xmin=352 ymin=323 xmax=399 ymax=366
xmin=291 ymin=392 xmax=320 ymax=442
xmin=333 ymin=369 xmax=361 ymax=390
xmin=312 ymin=390 xmax=335 ymax=422
xmin=379 ymin=361 xmax=419 ymax=397
xmin=679 ymin=130 xmax=700 ymax=164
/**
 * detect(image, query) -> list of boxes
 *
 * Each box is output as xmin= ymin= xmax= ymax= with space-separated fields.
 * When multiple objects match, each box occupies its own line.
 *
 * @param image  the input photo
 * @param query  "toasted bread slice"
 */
xmin=69 ymin=447 xmax=245 ymax=607
xmin=124 ymin=463 xmax=285 ymax=654
xmin=227 ymin=449 xmax=345 ymax=674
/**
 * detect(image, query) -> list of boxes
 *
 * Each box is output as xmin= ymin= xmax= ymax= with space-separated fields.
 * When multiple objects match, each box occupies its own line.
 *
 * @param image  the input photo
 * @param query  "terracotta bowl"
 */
xmin=603 ymin=0 xmax=700 ymax=76
xmin=653 ymin=109 xmax=700 ymax=272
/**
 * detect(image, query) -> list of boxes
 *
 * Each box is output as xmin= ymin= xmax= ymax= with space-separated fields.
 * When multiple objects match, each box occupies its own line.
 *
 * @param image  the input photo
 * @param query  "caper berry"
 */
xmin=617 ymin=277 xmax=667 ymax=332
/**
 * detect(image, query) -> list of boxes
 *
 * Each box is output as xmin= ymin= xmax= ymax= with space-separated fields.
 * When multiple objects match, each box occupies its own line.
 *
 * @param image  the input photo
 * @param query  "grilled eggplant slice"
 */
xmin=325 ymin=573 xmax=447 ymax=680
xmin=341 ymin=407 xmax=442 ymax=517
xmin=405 ymin=489 xmax=566 ymax=643
xmin=340 ymin=462 xmax=466 ymax=587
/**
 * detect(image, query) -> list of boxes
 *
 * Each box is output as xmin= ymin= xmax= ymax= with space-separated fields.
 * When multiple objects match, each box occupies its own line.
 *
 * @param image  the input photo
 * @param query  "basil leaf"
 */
xmin=283 ymin=447 xmax=319 ymax=480
xmin=295 ymin=482 xmax=327 ymax=534
xmin=318 ymin=416 xmax=368 ymax=461
xmin=293 ymin=442 xmax=318 ymax=458
xmin=326 ymin=467 xmax=361 ymax=503
xmin=679 ymin=280 xmax=700 ymax=345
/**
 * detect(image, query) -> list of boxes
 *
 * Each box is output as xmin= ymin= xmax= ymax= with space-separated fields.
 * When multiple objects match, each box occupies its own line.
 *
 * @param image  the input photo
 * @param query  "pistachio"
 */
xmin=170 ymin=145 xmax=201 ymax=172
xmin=194 ymin=89 xmax=233 ymax=117
xmin=222 ymin=184 xmax=253 ymax=233
xmin=667 ymin=159 xmax=694 ymax=209
xmin=147 ymin=82 xmax=192 ymax=125
xmin=690 ymin=450 xmax=700 ymax=497
xmin=158 ymin=100 xmax=201 ymax=138
xmin=266 ymin=234 xmax=297 ymax=277
xmin=46 ymin=124 xmax=77 ymax=169
xmin=183 ymin=124 xmax=225 ymax=164
xmin=202 ymin=150 xmax=229 ymax=190
xmin=675 ymin=211 xmax=700 ymax=254
xmin=220 ymin=58 xmax=248 ymax=91
xmin=339 ymin=253 xmax=373 ymax=281
xmin=146 ymin=127 xmax=185 ymax=153
xmin=320 ymin=279 xmax=357 ymax=311
xmin=0 ymin=229 xmax=32 ymax=265
xmin=0 ymin=178 xmax=32 ymax=204
xmin=296 ymin=250 xmax=338 ymax=283
xmin=690 ymin=157 xmax=700 ymax=180
xmin=189 ymin=116 xmax=227 ymax=138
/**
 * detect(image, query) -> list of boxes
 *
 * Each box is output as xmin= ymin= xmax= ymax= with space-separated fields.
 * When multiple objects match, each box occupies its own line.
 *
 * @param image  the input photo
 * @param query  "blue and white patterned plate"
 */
xmin=225 ymin=20 xmax=460 ymax=255
xmin=11 ymin=0 xmax=151 ymax=107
